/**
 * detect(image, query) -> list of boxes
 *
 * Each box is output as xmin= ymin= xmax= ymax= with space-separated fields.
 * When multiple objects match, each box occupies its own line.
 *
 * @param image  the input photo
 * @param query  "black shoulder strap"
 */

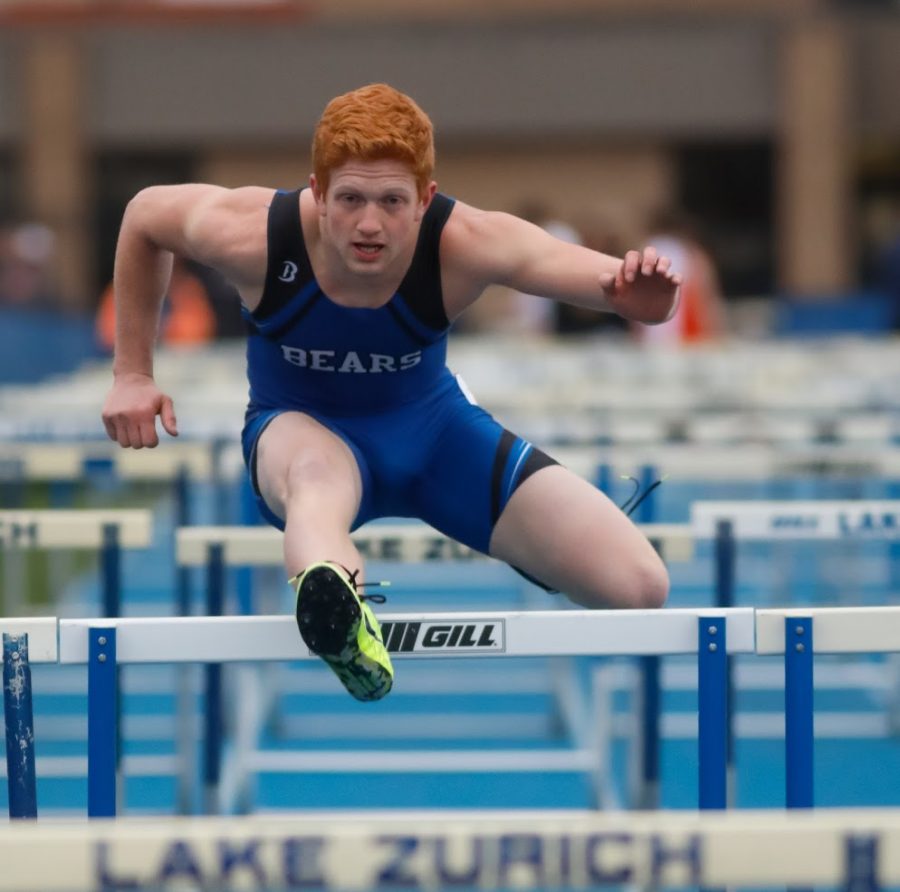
xmin=255 ymin=188 xmax=315 ymax=320
xmin=395 ymin=192 xmax=455 ymax=331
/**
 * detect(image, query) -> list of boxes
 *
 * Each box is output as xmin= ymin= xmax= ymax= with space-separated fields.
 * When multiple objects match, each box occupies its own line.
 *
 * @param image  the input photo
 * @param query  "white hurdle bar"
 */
xmin=55 ymin=608 xmax=754 ymax=818
xmin=0 ymin=441 xmax=217 ymax=483
xmin=0 ymin=509 xmax=152 ymax=550
xmin=176 ymin=521 xmax=694 ymax=567
xmin=692 ymin=500 xmax=900 ymax=541
xmin=10 ymin=607 xmax=900 ymax=819
xmin=553 ymin=444 xmax=900 ymax=484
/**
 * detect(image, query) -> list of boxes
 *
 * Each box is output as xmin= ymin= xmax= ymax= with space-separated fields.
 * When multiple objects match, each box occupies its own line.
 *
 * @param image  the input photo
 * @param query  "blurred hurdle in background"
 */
xmin=0 ymin=509 xmax=153 ymax=619
xmin=0 ymin=509 xmax=153 ymax=819
xmin=8 ymin=502 xmax=900 ymax=818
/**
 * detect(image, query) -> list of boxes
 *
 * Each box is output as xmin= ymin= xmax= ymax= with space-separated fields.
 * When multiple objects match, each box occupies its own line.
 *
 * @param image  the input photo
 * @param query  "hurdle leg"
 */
xmin=174 ymin=464 xmax=197 ymax=814
xmin=88 ymin=627 xmax=118 ymax=817
xmin=204 ymin=543 xmax=225 ymax=814
xmin=714 ymin=519 xmax=737 ymax=806
xmin=698 ymin=616 xmax=727 ymax=810
xmin=785 ymin=616 xmax=814 ymax=808
xmin=3 ymin=633 xmax=37 ymax=819
xmin=637 ymin=655 xmax=661 ymax=809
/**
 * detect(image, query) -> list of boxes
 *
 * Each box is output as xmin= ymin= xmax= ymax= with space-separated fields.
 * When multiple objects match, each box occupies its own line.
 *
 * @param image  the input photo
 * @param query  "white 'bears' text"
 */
xmin=281 ymin=346 xmax=422 ymax=373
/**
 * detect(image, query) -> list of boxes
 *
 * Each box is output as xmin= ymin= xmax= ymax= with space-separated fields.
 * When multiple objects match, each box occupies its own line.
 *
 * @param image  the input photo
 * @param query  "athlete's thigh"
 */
xmin=254 ymin=411 xmax=364 ymax=527
xmin=489 ymin=464 xmax=667 ymax=608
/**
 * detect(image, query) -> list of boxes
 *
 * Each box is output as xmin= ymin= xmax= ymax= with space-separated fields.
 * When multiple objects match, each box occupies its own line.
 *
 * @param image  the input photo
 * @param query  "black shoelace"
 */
xmin=289 ymin=562 xmax=390 ymax=603
xmin=619 ymin=475 xmax=666 ymax=518
xmin=345 ymin=567 xmax=389 ymax=604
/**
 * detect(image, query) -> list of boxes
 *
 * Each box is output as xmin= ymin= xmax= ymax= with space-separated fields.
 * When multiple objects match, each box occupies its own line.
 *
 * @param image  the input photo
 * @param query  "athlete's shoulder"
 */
xmin=439 ymin=199 xmax=524 ymax=276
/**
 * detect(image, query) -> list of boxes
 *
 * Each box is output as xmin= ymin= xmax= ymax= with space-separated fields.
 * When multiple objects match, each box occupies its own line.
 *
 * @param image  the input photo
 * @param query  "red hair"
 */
xmin=312 ymin=84 xmax=435 ymax=199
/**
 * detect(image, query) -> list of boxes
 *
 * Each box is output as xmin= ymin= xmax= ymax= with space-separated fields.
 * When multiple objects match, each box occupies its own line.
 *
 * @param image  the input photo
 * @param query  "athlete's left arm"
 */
xmin=441 ymin=202 xmax=681 ymax=325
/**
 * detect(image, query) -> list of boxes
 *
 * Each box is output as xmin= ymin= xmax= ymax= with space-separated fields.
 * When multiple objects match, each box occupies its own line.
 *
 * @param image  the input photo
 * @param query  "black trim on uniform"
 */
xmin=395 ymin=193 xmax=455 ymax=331
xmin=489 ymin=430 xmax=517 ymax=525
xmin=248 ymin=413 xmax=280 ymax=498
xmin=511 ymin=565 xmax=559 ymax=594
xmin=255 ymin=189 xmax=312 ymax=321
xmin=516 ymin=445 xmax=559 ymax=490
xmin=492 ymin=438 xmax=560 ymax=593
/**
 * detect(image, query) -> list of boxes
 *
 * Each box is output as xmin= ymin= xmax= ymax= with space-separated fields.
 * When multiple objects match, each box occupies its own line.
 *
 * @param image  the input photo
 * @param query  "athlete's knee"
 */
xmin=270 ymin=448 xmax=346 ymax=508
xmin=578 ymin=549 xmax=669 ymax=610
xmin=620 ymin=551 xmax=669 ymax=609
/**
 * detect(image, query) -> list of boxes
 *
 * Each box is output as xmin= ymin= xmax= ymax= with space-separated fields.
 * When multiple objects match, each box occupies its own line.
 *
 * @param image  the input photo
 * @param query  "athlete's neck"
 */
xmin=310 ymin=227 xmax=417 ymax=309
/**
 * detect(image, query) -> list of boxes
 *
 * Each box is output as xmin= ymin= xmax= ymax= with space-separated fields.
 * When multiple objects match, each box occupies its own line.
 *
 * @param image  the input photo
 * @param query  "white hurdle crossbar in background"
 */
xmin=0 ymin=440 xmax=218 ymax=485
xmin=175 ymin=522 xmax=695 ymax=569
xmin=55 ymin=607 xmax=753 ymax=818
xmin=0 ymin=509 xmax=153 ymax=618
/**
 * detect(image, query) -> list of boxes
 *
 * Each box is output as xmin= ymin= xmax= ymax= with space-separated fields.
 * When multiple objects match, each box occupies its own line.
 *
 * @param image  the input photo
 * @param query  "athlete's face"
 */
xmin=312 ymin=159 xmax=435 ymax=277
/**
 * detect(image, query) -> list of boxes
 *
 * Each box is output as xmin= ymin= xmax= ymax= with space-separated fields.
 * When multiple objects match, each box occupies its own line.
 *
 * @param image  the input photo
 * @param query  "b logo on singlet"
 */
xmin=278 ymin=261 xmax=298 ymax=283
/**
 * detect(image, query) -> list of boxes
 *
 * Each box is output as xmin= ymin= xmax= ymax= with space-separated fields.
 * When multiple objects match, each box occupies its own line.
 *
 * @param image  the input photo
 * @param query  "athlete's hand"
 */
xmin=599 ymin=247 xmax=681 ymax=325
xmin=101 ymin=372 xmax=178 ymax=448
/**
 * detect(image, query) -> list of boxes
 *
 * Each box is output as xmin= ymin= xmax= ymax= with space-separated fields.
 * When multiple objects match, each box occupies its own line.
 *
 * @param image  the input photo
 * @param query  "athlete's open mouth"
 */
xmin=353 ymin=243 xmax=384 ymax=256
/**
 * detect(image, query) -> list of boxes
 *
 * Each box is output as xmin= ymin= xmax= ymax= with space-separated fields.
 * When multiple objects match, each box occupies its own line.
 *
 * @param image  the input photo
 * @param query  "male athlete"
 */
xmin=102 ymin=84 xmax=680 ymax=702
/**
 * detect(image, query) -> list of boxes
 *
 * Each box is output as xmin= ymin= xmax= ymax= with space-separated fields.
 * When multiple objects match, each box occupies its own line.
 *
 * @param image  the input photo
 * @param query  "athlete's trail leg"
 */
xmin=489 ymin=464 xmax=668 ymax=609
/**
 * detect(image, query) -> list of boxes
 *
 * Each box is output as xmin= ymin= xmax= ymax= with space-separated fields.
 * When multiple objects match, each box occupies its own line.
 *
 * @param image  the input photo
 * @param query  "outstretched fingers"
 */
xmin=622 ymin=249 xmax=643 ymax=283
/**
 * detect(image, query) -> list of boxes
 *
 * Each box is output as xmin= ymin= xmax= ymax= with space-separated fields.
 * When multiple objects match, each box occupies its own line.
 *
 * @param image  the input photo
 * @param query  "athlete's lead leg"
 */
xmin=254 ymin=412 xmax=393 ymax=701
xmin=254 ymin=412 xmax=363 ymax=576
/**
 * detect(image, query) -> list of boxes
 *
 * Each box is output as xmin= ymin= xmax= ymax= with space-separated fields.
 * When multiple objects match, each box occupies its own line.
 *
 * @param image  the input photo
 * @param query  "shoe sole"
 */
xmin=295 ymin=565 xmax=361 ymax=656
xmin=295 ymin=565 xmax=393 ymax=702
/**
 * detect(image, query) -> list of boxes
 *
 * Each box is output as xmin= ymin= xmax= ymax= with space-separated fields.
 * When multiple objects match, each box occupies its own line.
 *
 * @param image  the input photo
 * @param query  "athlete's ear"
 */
xmin=415 ymin=181 xmax=437 ymax=221
xmin=310 ymin=174 xmax=327 ymax=213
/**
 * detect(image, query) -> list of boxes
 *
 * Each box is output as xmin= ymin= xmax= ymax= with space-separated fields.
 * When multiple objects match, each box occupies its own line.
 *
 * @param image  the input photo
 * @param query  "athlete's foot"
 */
xmin=291 ymin=561 xmax=393 ymax=702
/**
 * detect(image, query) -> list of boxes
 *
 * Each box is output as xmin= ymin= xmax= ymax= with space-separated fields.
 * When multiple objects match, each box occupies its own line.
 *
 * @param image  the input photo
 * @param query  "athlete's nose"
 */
xmin=356 ymin=202 xmax=383 ymax=237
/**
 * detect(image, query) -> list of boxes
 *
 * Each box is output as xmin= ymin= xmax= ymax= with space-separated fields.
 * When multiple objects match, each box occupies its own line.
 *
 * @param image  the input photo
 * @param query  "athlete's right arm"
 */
xmin=102 ymin=184 xmax=271 ymax=449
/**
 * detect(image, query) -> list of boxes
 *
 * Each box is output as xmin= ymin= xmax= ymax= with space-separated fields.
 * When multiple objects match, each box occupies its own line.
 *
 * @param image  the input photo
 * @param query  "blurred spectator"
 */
xmin=635 ymin=210 xmax=728 ymax=345
xmin=0 ymin=223 xmax=61 ymax=311
xmin=96 ymin=257 xmax=218 ymax=351
xmin=0 ymin=222 xmax=101 ymax=384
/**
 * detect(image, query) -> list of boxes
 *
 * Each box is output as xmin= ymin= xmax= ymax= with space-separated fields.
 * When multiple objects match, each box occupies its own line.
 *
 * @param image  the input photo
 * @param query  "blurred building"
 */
xmin=0 ymin=0 xmax=898 ymax=315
